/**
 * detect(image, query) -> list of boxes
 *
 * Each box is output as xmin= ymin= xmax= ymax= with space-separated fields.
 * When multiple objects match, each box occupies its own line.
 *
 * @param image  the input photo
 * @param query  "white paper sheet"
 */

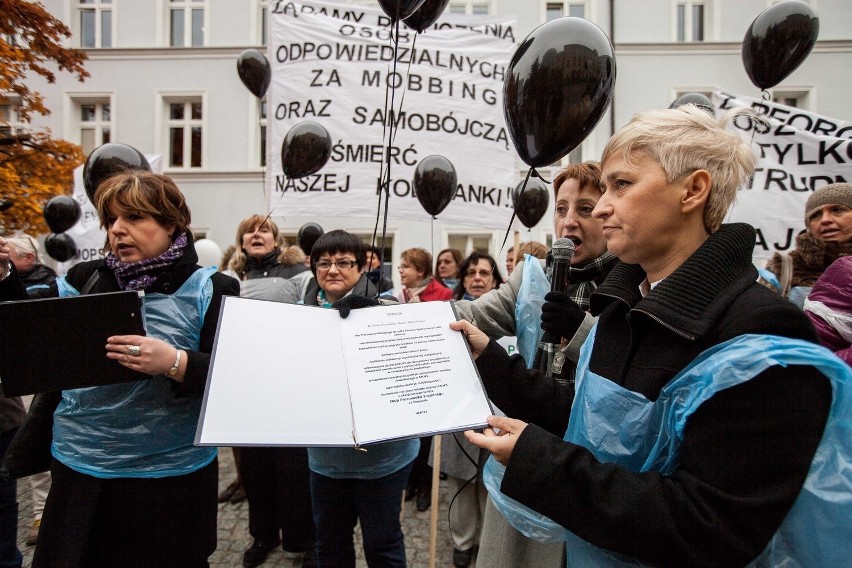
xmin=339 ymin=301 xmax=492 ymax=444
xmin=196 ymin=297 xmax=491 ymax=446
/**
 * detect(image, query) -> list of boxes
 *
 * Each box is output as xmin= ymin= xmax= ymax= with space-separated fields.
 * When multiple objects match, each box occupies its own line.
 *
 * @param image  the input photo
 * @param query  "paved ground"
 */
xmin=14 ymin=446 xmax=466 ymax=567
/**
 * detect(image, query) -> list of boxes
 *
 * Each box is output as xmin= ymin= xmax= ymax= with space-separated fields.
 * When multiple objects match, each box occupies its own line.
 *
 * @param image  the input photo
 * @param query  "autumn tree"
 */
xmin=0 ymin=0 xmax=89 ymax=234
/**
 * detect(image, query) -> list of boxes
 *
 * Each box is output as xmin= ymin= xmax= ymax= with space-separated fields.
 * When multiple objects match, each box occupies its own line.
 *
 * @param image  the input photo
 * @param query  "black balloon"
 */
xmin=237 ymin=49 xmax=271 ymax=99
xmin=45 ymin=233 xmax=77 ymax=262
xmin=281 ymin=122 xmax=332 ymax=179
xmin=742 ymin=0 xmax=819 ymax=90
xmin=669 ymin=93 xmax=714 ymax=114
xmin=0 ymin=198 xmax=12 ymax=212
xmin=298 ymin=223 xmax=324 ymax=255
xmin=413 ymin=155 xmax=456 ymax=217
xmin=513 ymin=176 xmax=550 ymax=229
xmin=83 ymin=143 xmax=151 ymax=203
xmin=377 ymin=0 xmax=428 ymax=22
xmin=43 ymin=195 xmax=81 ymax=234
xmin=402 ymin=0 xmax=451 ymax=33
xmin=504 ymin=18 xmax=616 ymax=168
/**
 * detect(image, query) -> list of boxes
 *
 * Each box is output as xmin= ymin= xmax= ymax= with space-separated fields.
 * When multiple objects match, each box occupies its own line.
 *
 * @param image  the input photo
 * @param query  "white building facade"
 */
xmin=13 ymin=0 xmax=852 ymax=284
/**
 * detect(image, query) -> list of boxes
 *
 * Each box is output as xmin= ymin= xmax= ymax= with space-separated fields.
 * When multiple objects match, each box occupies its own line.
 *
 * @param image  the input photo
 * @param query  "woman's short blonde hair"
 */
xmin=601 ymin=105 xmax=757 ymax=233
xmin=94 ymin=171 xmax=191 ymax=248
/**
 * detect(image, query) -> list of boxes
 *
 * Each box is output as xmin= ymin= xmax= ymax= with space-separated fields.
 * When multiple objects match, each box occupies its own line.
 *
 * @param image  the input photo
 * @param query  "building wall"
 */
xmin=21 ymin=0 xmax=852 ymax=284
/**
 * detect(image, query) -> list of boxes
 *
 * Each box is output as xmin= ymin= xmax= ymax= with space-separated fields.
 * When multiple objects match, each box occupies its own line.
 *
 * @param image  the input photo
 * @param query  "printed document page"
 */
xmin=197 ymin=297 xmax=355 ymax=446
xmin=338 ymin=301 xmax=492 ymax=444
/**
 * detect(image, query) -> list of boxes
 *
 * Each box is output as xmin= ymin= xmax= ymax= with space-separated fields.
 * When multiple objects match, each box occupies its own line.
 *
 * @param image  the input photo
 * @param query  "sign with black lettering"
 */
xmin=715 ymin=89 xmax=851 ymax=259
xmin=267 ymin=0 xmax=518 ymax=227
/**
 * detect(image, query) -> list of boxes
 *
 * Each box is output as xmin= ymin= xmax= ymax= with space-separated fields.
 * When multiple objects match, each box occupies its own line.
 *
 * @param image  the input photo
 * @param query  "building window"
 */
xmin=0 ymin=102 xmax=25 ymax=139
xmin=169 ymin=0 xmax=205 ymax=47
xmin=770 ymin=89 xmax=811 ymax=110
xmin=448 ymin=233 xmax=492 ymax=256
xmin=676 ymin=2 xmax=705 ymax=42
xmin=546 ymin=2 xmax=585 ymax=20
xmin=78 ymin=0 xmax=113 ymax=48
xmin=79 ymin=101 xmax=112 ymax=155
xmin=448 ymin=2 xmax=491 ymax=15
xmin=167 ymin=99 xmax=203 ymax=168
xmin=259 ymin=99 xmax=267 ymax=167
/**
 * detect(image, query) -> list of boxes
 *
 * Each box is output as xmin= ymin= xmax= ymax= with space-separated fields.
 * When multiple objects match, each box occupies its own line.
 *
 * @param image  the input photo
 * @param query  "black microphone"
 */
xmin=544 ymin=238 xmax=576 ymax=337
xmin=533 ymin=237 xmax=576 ymax=372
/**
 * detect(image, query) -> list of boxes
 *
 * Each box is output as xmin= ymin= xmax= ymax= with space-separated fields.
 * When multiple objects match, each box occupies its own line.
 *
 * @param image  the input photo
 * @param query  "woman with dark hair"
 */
xmin=0 ymin=171 xmax=239 ymax=567
xmin=453 ymin=252 xmax=504 ymax=301
xmin=297 ymin=230 xmax=418 ymax=568
xmin=434 ymin=248 xmax=463 ymax=290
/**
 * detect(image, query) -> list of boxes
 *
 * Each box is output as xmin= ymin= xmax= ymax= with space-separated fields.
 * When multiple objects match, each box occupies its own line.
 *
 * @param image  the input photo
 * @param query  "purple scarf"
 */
xmin=105 ymin=232 xmax=189 ymax=290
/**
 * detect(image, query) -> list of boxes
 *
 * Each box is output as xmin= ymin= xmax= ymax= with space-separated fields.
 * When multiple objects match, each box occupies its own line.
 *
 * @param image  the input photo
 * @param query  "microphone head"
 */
xmin=551 ymin=238 xmax=576 ymax=262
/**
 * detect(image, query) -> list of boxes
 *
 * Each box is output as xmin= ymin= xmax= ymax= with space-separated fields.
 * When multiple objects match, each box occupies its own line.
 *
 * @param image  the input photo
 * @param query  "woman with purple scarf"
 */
xmin=0 ymin=171 xmax=239 ymax=567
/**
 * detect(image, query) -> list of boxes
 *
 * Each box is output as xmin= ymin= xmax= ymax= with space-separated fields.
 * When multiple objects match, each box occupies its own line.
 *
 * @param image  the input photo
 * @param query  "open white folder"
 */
xmin=195 ymin=298 xmax=492 ymax=446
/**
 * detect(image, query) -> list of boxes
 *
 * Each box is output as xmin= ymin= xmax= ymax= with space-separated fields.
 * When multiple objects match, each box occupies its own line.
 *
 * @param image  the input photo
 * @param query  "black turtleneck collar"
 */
xmin=590 ymin=223 xmax=759 ymax=340
xmin=245 ymin=250 xmax=280 ymax=273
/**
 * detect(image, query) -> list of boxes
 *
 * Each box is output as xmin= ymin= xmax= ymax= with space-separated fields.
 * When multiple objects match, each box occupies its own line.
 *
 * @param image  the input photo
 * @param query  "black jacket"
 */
xmin=477 ymin=224 xmax=831 ymax=567
xmin=243 ymin=250 xmax=309 ymax=280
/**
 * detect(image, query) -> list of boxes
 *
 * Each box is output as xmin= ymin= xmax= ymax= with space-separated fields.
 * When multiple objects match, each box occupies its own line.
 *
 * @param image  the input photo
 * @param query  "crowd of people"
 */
xmin=0 ymin=104 xmax=850 ymax=568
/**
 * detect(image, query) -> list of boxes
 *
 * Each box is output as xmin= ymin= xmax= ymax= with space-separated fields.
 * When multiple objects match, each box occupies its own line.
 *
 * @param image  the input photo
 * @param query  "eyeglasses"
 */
xmin=315 ymin=259 xmax=358 ymax=271
xmin=465 ymin=269 xmax=492 ymax=278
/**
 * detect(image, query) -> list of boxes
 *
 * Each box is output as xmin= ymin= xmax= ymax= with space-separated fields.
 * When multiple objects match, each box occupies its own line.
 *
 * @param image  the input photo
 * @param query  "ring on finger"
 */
xmin=127 ymin=345 xmax=141 ymax=357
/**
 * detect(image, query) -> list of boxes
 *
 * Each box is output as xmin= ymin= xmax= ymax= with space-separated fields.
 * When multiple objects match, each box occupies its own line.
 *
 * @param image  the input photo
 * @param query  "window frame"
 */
xmin=673 ymin=1 xmax=712 ymax=43
xmin=76 ymin=0 xmax=115 ymax=49
xmin=544 ymin=1 xmax=588 ymax=21
xmin=159 ymin=93 xmax=207 ymax=170
xmin=166 ymin=0 xmax=208 ymax=48
xmin=447 ymin=1 xmax=495 ymax=15
xmin=769 ymin=88 xmax=814 ymax=111
xmin=63 ymin=93 xmax=116 ymax=153
xmin=0 ymin=98 xmax=26 ymax=139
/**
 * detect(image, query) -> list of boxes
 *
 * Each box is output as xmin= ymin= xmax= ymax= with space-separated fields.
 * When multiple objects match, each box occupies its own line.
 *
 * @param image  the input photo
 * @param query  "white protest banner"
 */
xmin=267 ymin=0 xmax=519 ymax=227
xmin=714 ymin=88 xmax=851 ymax=259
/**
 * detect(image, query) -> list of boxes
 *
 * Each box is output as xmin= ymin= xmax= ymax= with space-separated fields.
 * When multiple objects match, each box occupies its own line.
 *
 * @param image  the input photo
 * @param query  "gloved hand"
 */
xmin=332 ymin=295 xmax=381 ymax=318
xmin=540 ymin=291 xmax=586 ymax=340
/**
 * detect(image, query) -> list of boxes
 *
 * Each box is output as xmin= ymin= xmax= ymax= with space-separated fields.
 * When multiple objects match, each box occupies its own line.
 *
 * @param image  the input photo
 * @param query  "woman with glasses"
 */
xmin=453 ymin=252 xmax=504 ymax=301
xmin=298 ymin=230 xmax=418 ymax=568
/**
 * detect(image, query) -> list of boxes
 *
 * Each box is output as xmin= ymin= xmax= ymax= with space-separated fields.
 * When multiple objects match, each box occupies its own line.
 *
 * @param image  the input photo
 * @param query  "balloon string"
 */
xmin=375 ymin=17 xmax=402 ymax=298
xmin=391 ymin=32 xmax=415 ymax=145
xmin=367 ymin=18 xmax=400 ymax=297
xmin=531 ymin=168 xmax=551 ymax=185
xmin=499 ymin=167 xmax=532 ymax=254
xmin=256 ymin=180 xmax=287 ymax=240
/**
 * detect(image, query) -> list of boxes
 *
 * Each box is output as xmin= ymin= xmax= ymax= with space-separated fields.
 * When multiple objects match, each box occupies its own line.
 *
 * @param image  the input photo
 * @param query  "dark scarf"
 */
xmin=566 ymin=251 xmax=618 ymax=311
xmin=105 ymin=232 xmax=189 ymax=290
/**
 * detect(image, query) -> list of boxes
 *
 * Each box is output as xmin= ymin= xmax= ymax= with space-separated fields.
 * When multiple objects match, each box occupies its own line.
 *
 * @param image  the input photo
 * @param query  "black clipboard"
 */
xmin=0 ymin=291 xmax=147 ymax=397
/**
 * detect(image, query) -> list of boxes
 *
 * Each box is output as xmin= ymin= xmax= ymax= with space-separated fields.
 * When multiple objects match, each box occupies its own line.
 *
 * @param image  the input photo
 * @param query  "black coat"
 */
xmin=477 ymin=224 xmax=831 ymax=567
xmin=243 ymin=250 xmax=309 ymax=280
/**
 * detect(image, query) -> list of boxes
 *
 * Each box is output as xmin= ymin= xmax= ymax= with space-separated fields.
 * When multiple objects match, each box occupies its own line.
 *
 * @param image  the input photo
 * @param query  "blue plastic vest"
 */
xmin=515 ymin=255 xmax=549 ymax=367
xmin=52 ymin=267 xmax=218 ymax=478
xmin=484 ymin=326 xmax=852 ymax=567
